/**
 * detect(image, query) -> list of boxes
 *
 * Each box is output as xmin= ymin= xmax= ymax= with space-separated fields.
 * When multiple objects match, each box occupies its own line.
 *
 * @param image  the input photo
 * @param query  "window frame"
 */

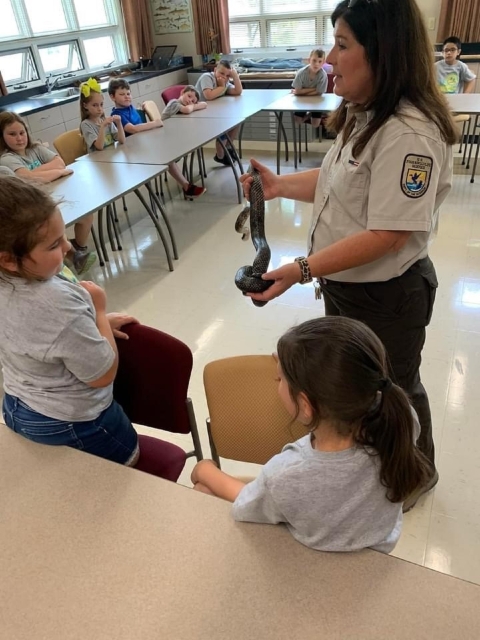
xmin=228 ymin=2 xmax=336 ymax=53
xmin=0 ymin=0 xmax=128 ymax=92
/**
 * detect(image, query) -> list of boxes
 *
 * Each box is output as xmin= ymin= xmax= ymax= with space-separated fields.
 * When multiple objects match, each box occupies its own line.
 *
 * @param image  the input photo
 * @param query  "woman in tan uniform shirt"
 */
xmin=241 ymin=0 xmax=457 ymax=510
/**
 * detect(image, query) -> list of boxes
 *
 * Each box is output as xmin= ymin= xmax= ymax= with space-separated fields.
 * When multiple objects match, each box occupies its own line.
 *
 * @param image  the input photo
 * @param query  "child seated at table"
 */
xmin=161 ymin=85 xmax=207 ymax=119
xmin=108 ymin=78 xmax=205 ymax=199
xmin=0 ymin=176 xmax=139 ymax=465
xmin=0 ymin=112 xmax=96 ymax=274
xmin=292 ymin=48 xmax=328 ymax=130
xmin=79 ymin=78 xmax=125 ymax=151
xmin=191 ymin=316 xmax=430 ymax=553
xmin=195 ymin=60 xmax=243 ymax=166
xmin=436 ymin=37 xmax=476 ymax=94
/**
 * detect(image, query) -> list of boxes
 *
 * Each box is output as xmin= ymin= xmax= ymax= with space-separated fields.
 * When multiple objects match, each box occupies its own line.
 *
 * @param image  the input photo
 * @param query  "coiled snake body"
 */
xmin=234 ymin=166 xmax=274 ymax=307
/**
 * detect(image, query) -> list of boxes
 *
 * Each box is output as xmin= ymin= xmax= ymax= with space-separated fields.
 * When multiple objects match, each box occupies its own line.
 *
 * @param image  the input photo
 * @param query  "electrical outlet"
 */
xmin=428 ymin=17 xmax=436 ymax=30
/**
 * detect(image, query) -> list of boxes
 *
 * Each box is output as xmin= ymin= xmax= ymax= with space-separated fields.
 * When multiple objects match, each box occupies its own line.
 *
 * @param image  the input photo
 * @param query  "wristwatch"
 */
xmin=294 ymin=256 xmax=313 ymax=284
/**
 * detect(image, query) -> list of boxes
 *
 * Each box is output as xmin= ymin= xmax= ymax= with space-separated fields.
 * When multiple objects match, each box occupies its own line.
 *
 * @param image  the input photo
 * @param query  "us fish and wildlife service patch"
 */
xmin=401 ymin=154 xmax=433 ymax=198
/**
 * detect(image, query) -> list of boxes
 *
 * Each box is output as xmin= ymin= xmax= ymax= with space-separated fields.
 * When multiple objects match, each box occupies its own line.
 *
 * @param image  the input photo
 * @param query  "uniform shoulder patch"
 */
xmin=401 ymin=154 xmax=433 ymax=199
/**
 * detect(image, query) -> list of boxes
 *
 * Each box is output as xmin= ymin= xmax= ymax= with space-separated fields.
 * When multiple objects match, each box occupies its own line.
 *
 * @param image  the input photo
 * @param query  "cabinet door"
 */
xmin=60 ymin=99 xmax=80 ymax=124
xmin=33 ymin=123 xmax=67 ymax=149
xmin=137 ymin=76 xmax=160 ymax=98
xmin=28 ymin=106 xmax=64 ymax=134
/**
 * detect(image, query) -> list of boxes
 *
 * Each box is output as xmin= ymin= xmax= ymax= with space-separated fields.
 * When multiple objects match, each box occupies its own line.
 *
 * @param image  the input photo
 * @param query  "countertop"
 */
xmin=0 ymin=64 xmax=189 ymax=117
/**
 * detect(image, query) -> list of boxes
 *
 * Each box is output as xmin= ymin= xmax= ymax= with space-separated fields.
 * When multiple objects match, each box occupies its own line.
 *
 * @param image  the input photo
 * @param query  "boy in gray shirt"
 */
xmin=436 ymin=36 xmax=476 ymax=94
xmin=161 ymin=85 xmax=207 ymax=119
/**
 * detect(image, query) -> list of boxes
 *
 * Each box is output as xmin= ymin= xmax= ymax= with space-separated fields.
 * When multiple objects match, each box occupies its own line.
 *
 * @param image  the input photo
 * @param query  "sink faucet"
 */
xmin=45 ymin=74 xmax=63 ymax=93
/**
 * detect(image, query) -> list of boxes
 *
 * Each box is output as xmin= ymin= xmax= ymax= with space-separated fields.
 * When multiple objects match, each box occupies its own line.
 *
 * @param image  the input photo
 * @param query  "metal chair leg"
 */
xmin=470 ymin=132 xmax=480 ymax=184
xmin=196 ymin=149 xmax=205 ymax=187
xmin=201 ymin=148 xmax=207 ymax=178
xmin=305 ymin=123 xmax=309 ymax=152
xmin=466 ymin=115 xmax=478 ymax=169
xmin=112 ymin=200 xmax=119 ymax=222
xmin=122 ymin=196 xmax=128 ymax=212
xmin=144 ymin=182 xmax=179 ymax=260
xmin=459 ymin=119 xmax=467 ymax=154
xmin=106 ymin=205 xmax=117 ymax=251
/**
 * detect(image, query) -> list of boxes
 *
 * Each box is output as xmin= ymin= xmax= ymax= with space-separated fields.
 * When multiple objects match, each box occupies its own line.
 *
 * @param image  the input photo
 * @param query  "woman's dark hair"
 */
xmin=328 ymin=0 xmax=458 ymax=157
xmin=0 ymin=176 xmax=58 ymax=280
xmin=277 ymin=317 xmax=431 ymax=503
xmin=443 ymin=36 xmax=462 ymax=58
xmin=0 ymin=112 xmax=37 ymax=154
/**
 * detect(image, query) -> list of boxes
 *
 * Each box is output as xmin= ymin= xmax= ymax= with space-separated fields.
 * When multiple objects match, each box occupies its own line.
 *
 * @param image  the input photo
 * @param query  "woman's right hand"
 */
xmin=80 ymin=281 xmax=107 ymax=314
xmin=240 ymin=158 xmax=280 ymax=201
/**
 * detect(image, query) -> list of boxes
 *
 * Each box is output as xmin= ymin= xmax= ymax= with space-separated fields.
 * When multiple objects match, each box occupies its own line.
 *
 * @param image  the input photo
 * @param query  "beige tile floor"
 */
xmin=49 ymin=145 xmax=480 ymax=583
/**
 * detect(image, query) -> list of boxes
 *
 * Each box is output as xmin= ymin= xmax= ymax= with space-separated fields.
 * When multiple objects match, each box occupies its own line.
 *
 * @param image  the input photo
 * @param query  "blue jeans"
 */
xmin=2 ymin=394 xmax=139 ymax=466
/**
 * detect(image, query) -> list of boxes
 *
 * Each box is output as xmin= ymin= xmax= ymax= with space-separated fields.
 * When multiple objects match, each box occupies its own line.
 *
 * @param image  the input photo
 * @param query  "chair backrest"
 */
xmin=161 ymin=84 xmax=186 ymax=105
xmin=53 ymin=129 xmax=87 ymax=164
xmin=113 ymin=323 xmax=193 ymax=435
xmin=142 ymin=99 xmax=162 ymax=122
xmin=203 ymin=355 xmax=308 ymax=465
xmin=326 ymin=73 xmax=335 ymax=94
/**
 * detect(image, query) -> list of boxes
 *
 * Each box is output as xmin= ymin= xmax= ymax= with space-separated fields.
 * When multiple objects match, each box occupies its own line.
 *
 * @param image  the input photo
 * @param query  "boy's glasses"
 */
xmin=443 ymin=48 xmax=458 ymax=53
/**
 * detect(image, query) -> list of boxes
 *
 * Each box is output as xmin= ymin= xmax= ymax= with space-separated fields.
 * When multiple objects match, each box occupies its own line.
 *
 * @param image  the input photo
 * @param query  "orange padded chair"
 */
xmin=203 ymin=355 xmax=307 ymax=468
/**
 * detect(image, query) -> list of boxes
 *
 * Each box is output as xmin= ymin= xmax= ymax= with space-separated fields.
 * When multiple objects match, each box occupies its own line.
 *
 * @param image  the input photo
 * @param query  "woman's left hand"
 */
xmin=247 ymin=262 xmax=301 ymax=303
xmin=106 ymin=312 xmax=139 ymax=339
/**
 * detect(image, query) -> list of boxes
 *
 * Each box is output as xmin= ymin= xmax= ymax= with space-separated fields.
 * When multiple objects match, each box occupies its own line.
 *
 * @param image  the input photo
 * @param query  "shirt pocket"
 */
xmin=329 ymin=154 xmax=369 ymax=224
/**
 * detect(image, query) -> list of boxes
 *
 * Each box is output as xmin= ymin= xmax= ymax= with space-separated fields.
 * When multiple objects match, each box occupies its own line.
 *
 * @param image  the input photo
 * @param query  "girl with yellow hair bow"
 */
xmin=79 ymin=77 xmax=125 ymax=153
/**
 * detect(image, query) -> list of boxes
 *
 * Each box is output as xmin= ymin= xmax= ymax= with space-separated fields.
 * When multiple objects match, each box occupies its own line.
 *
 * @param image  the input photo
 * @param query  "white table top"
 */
xmin=266 ymin=92 xmax=343 ymax=113
xmin=1 ymin=428 xmax=479 ymax=640
xmin=173 ymin=88 xmax=290 ymax=119
xmin=77 ymin=116 xmax=244 ymax=165
xmin=50 ymin=160 xmax=167 ymax=226
xmin=446 ymin=93 xmax=480 ymax=115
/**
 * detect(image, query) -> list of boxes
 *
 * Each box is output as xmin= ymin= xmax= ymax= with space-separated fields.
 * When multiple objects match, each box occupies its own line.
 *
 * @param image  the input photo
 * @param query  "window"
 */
xmin=0 ymin=0 xmax=127 ymax=89
xmin=228 ymin=0 xmax=337 ymax=51
xmin=38 ymin=42 xmax=83 ymax=75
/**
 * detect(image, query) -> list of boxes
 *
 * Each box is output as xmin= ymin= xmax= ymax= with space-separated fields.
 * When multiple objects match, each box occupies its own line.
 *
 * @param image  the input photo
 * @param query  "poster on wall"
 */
xmin=150 ymin=0 xmax=193 ymax=34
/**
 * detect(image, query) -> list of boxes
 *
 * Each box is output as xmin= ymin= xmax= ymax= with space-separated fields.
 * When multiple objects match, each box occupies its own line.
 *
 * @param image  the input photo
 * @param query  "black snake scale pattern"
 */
xmin=234 ymin=166 xmax=274 ymax=307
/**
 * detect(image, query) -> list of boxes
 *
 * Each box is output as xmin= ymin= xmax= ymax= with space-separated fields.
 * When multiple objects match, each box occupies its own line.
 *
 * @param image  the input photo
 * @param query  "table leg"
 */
xmin=97 ymin=208 xmax=109 ymax=263
xmin=238 ymin=121 xmax=246 ymax=159
xmin=145 ymin=182 xmax=179 ymax=260
xmin=218 ymin=137 xmax=242 ymax=204
xmin=134 ymin=189 xmax=174 ymax=271
xmin=291 ymin=112 xmax=298 ymax=170
xmin=106 ymin=205 xmax=117 ymax=251
xmin=91 ymin=227 xmax=104 ymax=267
xmin=470 ymin=131 xmax=480 ymax=184
xmin=109 ymin=204 xmax=123 ymax=250
xmin=276 ymin=111 xmax=282 ymax=175
xmin=466 ymin=115 xmax=479 ymax=170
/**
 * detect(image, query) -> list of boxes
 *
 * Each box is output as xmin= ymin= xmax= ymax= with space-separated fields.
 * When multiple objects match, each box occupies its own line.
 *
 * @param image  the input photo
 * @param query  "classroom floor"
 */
xmin=66 ymin=146 xmax=480 ymax=584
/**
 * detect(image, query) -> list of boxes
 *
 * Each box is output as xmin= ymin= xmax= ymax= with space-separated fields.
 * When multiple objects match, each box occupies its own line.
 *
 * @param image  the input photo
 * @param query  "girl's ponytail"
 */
xmin=358 ymin=380 xmax=431 ymax=503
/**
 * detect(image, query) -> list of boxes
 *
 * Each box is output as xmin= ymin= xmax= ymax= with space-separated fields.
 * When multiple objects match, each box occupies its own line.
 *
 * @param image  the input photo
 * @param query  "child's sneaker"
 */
xmin=184 ymin=184 xmax=206 ymax=199
xmin=73 ymin=249 xmax=97 ymax=275
xmin=213 ymin=154 xmax=232 ymax=166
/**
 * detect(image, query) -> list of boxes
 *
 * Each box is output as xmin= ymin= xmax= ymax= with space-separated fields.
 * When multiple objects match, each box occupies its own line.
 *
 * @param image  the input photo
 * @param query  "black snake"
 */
xmin=234 ymin=166 xmax=274 ymax=307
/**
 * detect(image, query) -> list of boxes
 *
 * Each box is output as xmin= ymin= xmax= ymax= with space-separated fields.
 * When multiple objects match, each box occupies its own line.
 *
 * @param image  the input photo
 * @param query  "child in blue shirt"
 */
xmin=108 ymin=79 xmax=205 ymax=199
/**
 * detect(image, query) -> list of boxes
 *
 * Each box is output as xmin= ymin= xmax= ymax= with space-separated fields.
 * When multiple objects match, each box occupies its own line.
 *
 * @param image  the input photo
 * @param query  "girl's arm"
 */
xmin=115 ymin=120 xmax=126 ymax=144
xmin=30 ymin=155 xmax=65 ymax=172
xmin=14 ymin=167 xmax=72 ymax=182
xmin=93 ymin=121 xmax=108 ymax=151
xmin=191 ymin=460 xmax=246 ymax=502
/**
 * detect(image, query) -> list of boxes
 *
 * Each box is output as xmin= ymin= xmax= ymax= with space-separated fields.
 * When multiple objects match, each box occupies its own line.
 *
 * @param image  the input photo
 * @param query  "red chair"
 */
xmin=326 ymin=72 xmax=335 ymax=93
xmin=113 ymin=323 xmax=203 ymax=482
xmin=161 ymin=84 xmax=186 ymax=104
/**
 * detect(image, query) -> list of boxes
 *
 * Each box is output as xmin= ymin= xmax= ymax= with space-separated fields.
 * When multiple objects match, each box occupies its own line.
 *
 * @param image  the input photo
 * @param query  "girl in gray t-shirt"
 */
xmin=79 ymin=77 xmax=125 ymax=151
xmin=0 ymin=177 xmax=139 ymax=466
xmin=191 ymin=317 xmax=431 ymax=553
